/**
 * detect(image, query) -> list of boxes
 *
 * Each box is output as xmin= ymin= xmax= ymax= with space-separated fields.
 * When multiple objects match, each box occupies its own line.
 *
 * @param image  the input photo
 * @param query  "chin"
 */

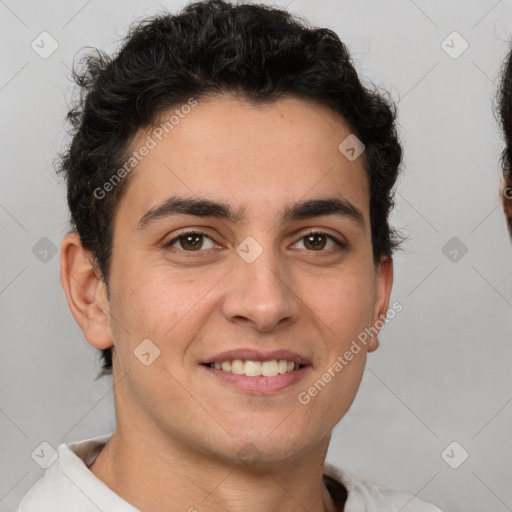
xmin=228 ymin=428 xmax=319 ymax=463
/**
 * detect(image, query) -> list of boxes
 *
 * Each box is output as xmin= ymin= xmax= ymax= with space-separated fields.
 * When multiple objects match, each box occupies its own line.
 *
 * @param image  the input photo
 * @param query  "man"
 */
xmin=17 ymin=1 xmax=442 ymax=510
xmin=499 ymin=46 xmax=512 ymax=232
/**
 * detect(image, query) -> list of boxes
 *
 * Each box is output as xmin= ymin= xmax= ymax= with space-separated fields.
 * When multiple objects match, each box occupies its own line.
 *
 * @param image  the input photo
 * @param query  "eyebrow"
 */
xmin=136 ymin=195 xmax=366 ymax=231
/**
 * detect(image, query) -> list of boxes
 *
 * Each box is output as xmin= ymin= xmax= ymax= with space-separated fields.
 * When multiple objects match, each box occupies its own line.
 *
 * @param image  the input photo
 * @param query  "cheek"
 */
xmin=298 ymin=340 xmax=368 ymax=430
xmin=298 ymin=266 xmax=376 ymax=339
xmin=111 ymin=268 xmax=216 ymax=354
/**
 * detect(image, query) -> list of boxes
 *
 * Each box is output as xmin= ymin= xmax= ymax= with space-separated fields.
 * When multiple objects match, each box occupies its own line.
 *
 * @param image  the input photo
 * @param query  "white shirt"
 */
xmin=17 ymin=433 xmax=442 ymax=512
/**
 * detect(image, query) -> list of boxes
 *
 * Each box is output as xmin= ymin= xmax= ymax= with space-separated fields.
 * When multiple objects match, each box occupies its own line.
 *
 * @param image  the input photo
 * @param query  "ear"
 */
xmin=368 ymin=255 xmax=394 ymax=353
xmin=60 ymin=232 xmax=113 ymax=350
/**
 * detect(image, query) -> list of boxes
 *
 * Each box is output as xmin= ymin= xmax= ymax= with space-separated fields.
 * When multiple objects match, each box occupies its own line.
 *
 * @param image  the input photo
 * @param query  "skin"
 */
xmin=61 ymin=94 xmax=393 ymax=512
xmin=499 ymin=176 xmax=512 ymax=235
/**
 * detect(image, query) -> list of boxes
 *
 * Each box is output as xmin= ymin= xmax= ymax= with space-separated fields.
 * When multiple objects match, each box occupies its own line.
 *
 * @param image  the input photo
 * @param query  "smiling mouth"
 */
xmin=202 ymin=359 xmax=305 ymax=377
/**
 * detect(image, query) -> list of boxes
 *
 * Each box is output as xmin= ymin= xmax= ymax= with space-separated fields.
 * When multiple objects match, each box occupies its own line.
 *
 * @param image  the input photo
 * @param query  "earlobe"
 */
xmin=60 ymin=232 xmax=113 ymax=350
xmin=368 ymin=255 xmax=394 ymax=353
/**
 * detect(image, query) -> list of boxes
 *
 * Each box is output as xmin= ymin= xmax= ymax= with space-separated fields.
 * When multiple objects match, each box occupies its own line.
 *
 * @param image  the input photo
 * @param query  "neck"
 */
xmin=89 ymin=423 xmax=340 ymax=512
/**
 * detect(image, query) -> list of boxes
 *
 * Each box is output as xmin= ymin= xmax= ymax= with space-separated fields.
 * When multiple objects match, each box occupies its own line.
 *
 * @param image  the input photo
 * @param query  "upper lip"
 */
xmin=201 ymin=348 xmax=311 ymax=366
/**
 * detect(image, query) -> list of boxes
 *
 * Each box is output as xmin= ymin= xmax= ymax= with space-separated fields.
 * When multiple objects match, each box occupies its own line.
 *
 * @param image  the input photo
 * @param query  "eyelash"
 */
xmin=162 ymin=229 xmax=347 ymax=253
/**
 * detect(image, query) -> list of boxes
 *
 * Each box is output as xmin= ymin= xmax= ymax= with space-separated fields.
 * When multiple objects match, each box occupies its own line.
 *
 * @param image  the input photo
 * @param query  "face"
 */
xmin=65 ymin=94 xmax=393 ymax=466
xmin=500 ymin=175 xmax=512 ymax=236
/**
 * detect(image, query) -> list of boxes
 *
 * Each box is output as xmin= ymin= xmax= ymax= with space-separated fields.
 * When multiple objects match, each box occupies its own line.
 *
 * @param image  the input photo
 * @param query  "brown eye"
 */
xmin=304 ymin=233 xmax=327 ymax=250
xmin=164 ymin=232 xmax=215 ymax=251
xmin=295 ymin=231 xmax=345 ymax=252
xmin=293 ymin=229 xmax=349 ymax=256
xmin=179 ymin=234 xmax=203 ymax=250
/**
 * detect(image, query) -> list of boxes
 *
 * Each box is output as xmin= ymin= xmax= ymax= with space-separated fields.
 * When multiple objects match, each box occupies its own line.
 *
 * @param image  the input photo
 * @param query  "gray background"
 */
xmin=1 ymin=0 xmax=512 ymax=510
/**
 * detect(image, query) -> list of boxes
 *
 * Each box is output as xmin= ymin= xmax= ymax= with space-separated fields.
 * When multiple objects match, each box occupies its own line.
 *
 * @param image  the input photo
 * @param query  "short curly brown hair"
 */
xmin=58 ymin=0 xmax=403 ymax=376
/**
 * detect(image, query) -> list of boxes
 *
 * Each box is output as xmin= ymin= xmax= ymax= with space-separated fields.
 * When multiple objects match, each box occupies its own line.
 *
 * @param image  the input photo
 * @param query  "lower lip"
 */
xmin=201 ymin=364 xmax=311 ymax=394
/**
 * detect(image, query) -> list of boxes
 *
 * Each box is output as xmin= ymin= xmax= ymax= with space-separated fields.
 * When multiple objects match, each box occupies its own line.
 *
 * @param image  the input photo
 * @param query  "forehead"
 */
xmin=115 ymin=94 xmax=370 ymax=229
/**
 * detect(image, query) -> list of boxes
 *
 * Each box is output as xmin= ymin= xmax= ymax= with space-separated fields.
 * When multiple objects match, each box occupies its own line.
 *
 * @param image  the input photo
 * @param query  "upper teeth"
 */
xmin=209 ymin=359 xmax=299 ymax=377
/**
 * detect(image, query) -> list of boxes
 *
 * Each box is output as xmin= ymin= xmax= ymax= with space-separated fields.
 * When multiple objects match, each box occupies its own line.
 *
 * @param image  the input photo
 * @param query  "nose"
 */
xmin=221 ymin=242 xmax=299 ymax=333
